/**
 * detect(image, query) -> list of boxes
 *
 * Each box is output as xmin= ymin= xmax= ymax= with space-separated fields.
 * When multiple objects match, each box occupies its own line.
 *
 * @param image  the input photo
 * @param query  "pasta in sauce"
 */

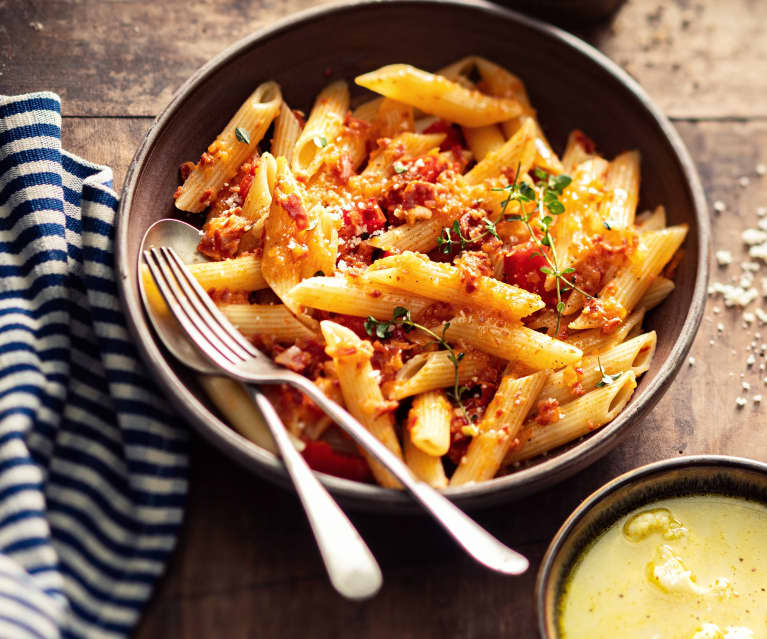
xmin=167 ymin=57 xmax=687 ymax=487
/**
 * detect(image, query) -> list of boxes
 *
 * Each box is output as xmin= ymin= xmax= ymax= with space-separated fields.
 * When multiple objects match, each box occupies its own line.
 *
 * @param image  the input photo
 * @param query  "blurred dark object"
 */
xmin=496 ymin=0 xmax=626 ymax=27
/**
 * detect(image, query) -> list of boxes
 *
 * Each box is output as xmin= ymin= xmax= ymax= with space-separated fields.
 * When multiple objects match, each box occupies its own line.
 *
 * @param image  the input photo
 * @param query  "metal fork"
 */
xmin=143 ymin=246 xmax=529 ymax=576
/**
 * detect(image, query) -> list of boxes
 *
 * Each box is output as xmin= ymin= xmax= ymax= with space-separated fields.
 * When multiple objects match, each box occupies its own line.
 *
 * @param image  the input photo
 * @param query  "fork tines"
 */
xmin=143 ymin=247 xmax=261 ymax=368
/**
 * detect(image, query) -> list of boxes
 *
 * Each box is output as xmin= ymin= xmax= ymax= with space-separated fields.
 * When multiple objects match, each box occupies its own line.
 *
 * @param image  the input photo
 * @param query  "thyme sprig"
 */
xmin=595 ymin=356 xmax=622 ymax=388
xmin=498 ymin=167 xmax=592 ymax=336
xmin=364 ymin=306 xmax=470 ymax=423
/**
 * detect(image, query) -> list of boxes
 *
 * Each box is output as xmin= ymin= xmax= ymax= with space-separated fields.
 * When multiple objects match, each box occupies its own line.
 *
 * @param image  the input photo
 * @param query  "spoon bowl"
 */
xmin=139 ymin=219 xmax=217 ymax=374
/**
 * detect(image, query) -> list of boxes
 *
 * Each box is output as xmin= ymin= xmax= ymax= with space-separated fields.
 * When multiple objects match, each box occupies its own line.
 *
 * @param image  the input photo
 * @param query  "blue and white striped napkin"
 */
xmin=0 ymin=92 xmax=188 ymax=638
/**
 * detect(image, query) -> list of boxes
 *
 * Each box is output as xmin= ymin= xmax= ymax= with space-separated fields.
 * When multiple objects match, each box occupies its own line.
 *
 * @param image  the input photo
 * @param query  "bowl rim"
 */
xmin=115 ymin=0 xmax=711 ymax=511
xmin=534 ymin=454 xmax=767 ymax=638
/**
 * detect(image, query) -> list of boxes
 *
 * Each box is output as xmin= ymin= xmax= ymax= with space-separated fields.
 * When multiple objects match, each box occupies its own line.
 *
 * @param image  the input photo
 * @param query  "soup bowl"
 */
xmin=536 ymin=455 xmax=767 ymax=637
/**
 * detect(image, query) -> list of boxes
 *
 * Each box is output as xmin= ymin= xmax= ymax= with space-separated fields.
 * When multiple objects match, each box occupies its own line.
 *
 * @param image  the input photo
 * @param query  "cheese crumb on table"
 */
xmin=715 ymin=250 xmax=733 ymax=266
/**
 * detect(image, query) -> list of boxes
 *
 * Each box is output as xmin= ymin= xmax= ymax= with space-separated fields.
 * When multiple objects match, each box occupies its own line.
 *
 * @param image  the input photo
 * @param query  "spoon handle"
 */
xmin=248 ymin=386 xmax=382 ymax=600
xmin=291 ymin=377 xmax=529 ymax=576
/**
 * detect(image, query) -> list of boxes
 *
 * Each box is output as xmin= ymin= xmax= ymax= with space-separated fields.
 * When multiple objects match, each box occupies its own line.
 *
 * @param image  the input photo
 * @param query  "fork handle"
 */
xmin=247 ymin=386 xmax=382 ymax=600
xmin=290 ymin=377 xmax=529 ymax=576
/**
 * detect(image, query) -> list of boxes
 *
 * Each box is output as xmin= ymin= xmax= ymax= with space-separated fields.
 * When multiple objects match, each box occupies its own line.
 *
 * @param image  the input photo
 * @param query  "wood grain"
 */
xmin=61 ymin=117 xmax=152 ymax=191
xmin=5 ymin=0 xmax=767 ymax=637
xmin=3 ymin=0 xmax=767 ymax=119
xmin=588 ymin=0 xmax=767 ymax=119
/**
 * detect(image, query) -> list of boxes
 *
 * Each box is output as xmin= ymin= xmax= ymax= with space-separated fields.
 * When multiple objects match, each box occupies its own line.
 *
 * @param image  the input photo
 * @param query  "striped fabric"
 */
xmin=0 ymin=92 xmax=188 ymax=638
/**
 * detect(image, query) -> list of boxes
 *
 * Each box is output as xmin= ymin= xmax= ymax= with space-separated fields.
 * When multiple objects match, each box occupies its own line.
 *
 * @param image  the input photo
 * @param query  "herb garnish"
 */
xmin=437 ymin=165 xmax=591 ymax=335
xmin=365 ymin=306 xmax=470 ymax=423
xmin=235 ymin=127 xmax=251 ymax=144
xmin=497 ymin=166 xmax=593 ymax=336
xmin=595 ymin=357 xmax=622 ymax=388
xmin=393 ymin=161 xmax=407 ymax=174
xmin=313 ymin=135 xmax=328 ymax=148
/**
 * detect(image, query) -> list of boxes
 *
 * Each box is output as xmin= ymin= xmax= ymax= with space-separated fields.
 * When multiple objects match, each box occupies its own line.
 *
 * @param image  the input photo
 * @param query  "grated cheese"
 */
xmin=715 ymin=250 xmax=733 ymax=266
xmin=709 ymin=282 xmax=759 ymax=307
xmin=742 ymin=228 xmax=767 ymax=245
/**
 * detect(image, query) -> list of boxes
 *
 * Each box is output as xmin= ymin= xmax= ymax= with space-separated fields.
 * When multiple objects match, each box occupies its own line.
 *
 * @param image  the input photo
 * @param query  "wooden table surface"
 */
xmin=4 ymin=0 xmax=767 ymax=636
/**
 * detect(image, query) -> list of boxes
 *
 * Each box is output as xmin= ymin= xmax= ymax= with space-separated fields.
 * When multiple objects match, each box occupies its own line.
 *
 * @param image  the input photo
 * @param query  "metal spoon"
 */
xmin=139 ymin=219 xmax=382 ymax=601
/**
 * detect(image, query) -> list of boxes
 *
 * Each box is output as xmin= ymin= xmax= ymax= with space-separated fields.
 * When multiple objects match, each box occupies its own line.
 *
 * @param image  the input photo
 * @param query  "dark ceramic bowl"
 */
xmin=116 ymin=0 xmax=709 ymax=512
xmin=536 ymin=456 xmax=767 ymax=638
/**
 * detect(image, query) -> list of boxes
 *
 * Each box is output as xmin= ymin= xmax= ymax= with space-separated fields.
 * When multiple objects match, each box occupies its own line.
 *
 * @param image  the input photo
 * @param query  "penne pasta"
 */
xmin=566 ymin=307 xmax=646 ymax=356
xmin=240 ymin=152 xmax=277 ymax=224
xmin=374 ymin=98 xmax=415 ymax=138
xmin=462 ymin=124 xmax=505 ymax=162
xmin=351 ymin=96 xmax=383 ymax=122
xmin=562 ymin=130 xmax=597 ymax=174
xmin=408 ymin=390 xmax=452 ymax=456
xmin=289 ymin=274 xmax=432 ymax=319
xmin=271 ymin=102 xmax=302 ymax=162
xmin=320 ymin=321 xmax=403 ymax=488
xmin=538 ymin=332 xmax=656 ymax=406
xmin=261 ymin=157 xmax=318 ymax=314
xmin=292 ymin=80 xmax=349 ymax=178
xmin=403 ymin=391 xmax=452 ymax=488
xmin=635 ymin=205 xmax=667 ymax=233
xmin=464 ymin=118 xmax=537 ymax=186
xmin=505 ymin=371 xmax=637 ymax=464
xmin=175 ymin=82 xmax=281 ymax=213
xmin=355 ymin=64 xmax=523 ymax=127
xmin=570 ymin=225 xmax=688 ymax=330
xmin=450 ymin=370 xmax=548 ymax=485
xmin=219 ymin=304 xmax=318 ymax=341
xmin=640 ymin=276 xmax=675 ymax=310
xmin=300 ymin=204 xmax=339 ymax=279
xmin=403 ymin=433 xmax=448 ymax=488
xmin=389 ymin=350 xmax=490 ymax=400
xmin=601 ymin=150 xmax=641 ymax=229
xmin=364 ymin=251 xmax=544 ymax=320
xmin=366 ymin=217 xmax=444 ymax=253
xmin=442 ymin=314 xmax=583 ymax=370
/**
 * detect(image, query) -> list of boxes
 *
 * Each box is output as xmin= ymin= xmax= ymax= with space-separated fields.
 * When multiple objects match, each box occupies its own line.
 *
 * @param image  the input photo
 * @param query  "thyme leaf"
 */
xmin=596 ymin=357 xmax=622 ymax=388
xmin=364 ymin=307 xmax=470 ymax=423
